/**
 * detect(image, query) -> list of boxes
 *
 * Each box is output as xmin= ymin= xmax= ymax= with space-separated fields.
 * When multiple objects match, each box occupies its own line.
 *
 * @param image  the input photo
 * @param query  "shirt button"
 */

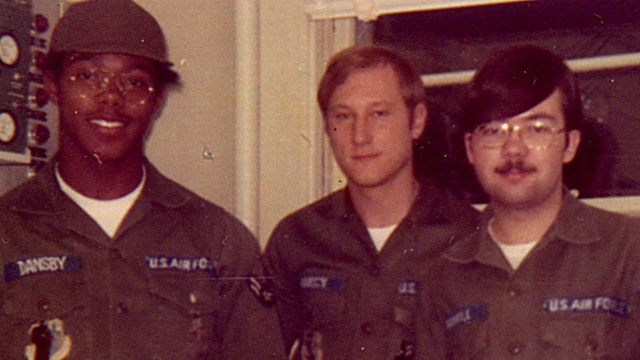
xmin=369 ymin=266 xmax=380 ymax=276
xmin=507 ymin=284 xmax=522 ymax=297
xmin=109 ymin=248 xmax=121 ymax=259
xmin=586 ymin=337 xmax=599 ymax=352
xmin=361 ymin=322 xmax=373 ymax=335
xmin=37 ymin=298 xmax=51 ymax=312
xmin=508 ymin=341 xmax=526 ymax=355
xmin=116 ymin=302 xmax=129 ymax=314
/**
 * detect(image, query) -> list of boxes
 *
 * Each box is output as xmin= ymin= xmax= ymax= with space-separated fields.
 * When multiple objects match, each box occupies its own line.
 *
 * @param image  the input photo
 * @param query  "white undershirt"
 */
xmin=368 ymin=224 xmax=398 ymax=251
xmin=488 ymin=218 xmax=538 ymax=270
xmin=56 ymin=166 xmax=145 ymax=238
xmin=494 ymin=241 xmax=537 ymax=270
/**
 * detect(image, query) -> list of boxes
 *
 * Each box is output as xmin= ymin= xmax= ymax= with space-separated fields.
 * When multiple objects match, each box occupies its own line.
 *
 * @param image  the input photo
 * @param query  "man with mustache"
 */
xmin=0 ymin=0 xmax=283 ymax=358
xmin=417 ymin=45 xmax=640 ymax=359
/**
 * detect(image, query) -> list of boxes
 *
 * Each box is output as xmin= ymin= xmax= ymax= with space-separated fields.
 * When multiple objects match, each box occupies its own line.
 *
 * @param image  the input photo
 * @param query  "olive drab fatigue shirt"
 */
xmin=0 ymin=160 xmax=285 ymax=360
xmin=418 ymin=192 xmax=640 ymax=360
xmin=263 ymin=180 xmax=479 ymax=360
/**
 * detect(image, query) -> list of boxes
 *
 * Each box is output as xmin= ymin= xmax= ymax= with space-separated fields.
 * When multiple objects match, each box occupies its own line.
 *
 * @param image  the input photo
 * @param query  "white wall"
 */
xmin=257 ymin=0 xmax=320 ymax=242
xmin=142 ymin=1 xmax=349 ymax=244
xmin=138 ymin=0 xmax=238 ymax=214
xmin=140 ymin=1 xmax=322 ymax=244
xmin=255 ymin=2 xmax=354 ymax=243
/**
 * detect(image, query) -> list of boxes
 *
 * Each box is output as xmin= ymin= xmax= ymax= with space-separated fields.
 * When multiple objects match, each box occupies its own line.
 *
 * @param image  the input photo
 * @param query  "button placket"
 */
xmin=37 ymin=297 xmax=51 ymax=312
xmin=116 ymin=301 xmax=129 ymax=314
xmin=369 ymin=265 xmax=380 ymax=276
xmin=507 ymin=283 xmax=522 ymax=297
xmin=502 ymin=279 xmax=529 ymax=358
xmin=360 ymin=322 xmax=373 ymax=335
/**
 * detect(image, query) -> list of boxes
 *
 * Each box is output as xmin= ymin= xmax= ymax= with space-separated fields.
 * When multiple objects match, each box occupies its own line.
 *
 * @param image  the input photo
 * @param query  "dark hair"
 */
xmin=461 ymin=45 xmax=584 ymax=133
xmin=43 ymin=50 xmax=181 ymax=92
xmin=317 ymin=45 xmax=426 ymax=118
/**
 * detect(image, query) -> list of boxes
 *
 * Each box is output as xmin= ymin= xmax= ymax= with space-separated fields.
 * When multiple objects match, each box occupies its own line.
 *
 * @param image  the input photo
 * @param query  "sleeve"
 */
xmin=626 ymin=218 xmax=640 ymax=358
xmin=261 ymin=220 xmax=306 ymax=357
xmin=217 ymin=216 xmax=287 ymax=360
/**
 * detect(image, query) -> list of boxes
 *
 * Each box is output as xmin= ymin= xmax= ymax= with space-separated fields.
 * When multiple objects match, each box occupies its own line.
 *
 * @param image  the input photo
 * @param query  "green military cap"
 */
xmin=50 ymin=0 xmax=172 ymax=65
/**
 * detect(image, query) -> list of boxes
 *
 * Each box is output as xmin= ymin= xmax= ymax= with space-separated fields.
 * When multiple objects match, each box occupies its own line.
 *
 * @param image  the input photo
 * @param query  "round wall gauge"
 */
xmin=0 ymin=33 xmax=20 ymax=67
xmin=0 ymin=112 xmax=17 ymax=143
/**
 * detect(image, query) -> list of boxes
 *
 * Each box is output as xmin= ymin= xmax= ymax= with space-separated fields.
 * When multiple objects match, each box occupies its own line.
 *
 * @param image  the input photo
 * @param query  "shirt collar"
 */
xmin=8 ymin=158 xmax=193 ymax=214
xmin=334 ymin=178 xmax=474 ymax=227
xmin=444 ymin=190 xmax=605 ymax=266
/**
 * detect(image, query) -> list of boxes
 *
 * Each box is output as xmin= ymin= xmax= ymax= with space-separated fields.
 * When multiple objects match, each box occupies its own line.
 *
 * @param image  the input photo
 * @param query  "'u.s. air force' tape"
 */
xmin=544 ymin=296 xmax=631 ymax=317
xmin=145 ymin=256 xmax=217 ymax=277
xmin=4 ymin=255 xmax=82 ymax=282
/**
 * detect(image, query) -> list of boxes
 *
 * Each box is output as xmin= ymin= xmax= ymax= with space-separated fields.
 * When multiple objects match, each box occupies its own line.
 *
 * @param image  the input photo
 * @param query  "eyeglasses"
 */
xmin=66 ymin=68 xmax=156 ymax=104
xmin=471 ymin=120 xmax=565 ymax=149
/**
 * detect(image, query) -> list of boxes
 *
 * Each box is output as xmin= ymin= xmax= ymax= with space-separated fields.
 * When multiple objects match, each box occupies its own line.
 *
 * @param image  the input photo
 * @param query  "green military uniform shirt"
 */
xmin=263 ymin=180 xmax=478 ymax=360
xmin=0 ymin=160 xmax=284 ymax=359
xmin=418 ymin=192 xmax=640 ymax=360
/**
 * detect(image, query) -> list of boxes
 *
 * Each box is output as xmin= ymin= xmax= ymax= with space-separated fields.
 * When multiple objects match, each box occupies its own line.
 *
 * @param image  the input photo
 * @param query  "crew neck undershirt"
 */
xmin=488 ymin=218 xmax=539 ymax=270
xmin=368 ymin=224 xmax=399 ymax=251
xmin=56 ymin=166 xmax=146 ymax=238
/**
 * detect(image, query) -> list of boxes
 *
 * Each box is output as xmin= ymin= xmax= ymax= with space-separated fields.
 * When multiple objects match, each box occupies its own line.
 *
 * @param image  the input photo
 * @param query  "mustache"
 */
xmin=495 ymin=160 xmax=536 ymax=174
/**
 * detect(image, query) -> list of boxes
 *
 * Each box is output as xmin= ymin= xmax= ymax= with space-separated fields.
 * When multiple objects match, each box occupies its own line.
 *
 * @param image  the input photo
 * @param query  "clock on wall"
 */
xmin=0 ymin=33 xmax=20 ymax=67
xmin=0 ymin=111 xmax=17 ymax=143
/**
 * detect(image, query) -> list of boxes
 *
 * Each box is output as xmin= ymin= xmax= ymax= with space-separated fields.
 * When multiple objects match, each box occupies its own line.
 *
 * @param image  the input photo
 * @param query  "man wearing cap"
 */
xmin=0 ymin=0 xmax=284 ymax=359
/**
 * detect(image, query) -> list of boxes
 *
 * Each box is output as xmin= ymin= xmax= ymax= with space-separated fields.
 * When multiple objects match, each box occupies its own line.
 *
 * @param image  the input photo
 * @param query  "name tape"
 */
xmin=446 ymin=304 xmax=488 ymax=330
xmin=4 ymin=255 xmax=82 ymax=282
xmin=298 ymin=275 xmax=343 ymax=291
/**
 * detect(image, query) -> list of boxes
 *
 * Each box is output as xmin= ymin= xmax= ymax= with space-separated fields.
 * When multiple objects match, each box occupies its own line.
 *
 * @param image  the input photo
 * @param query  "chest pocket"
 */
xmin=1 ymin=270 xmax=90 ymax=356
xmin=445 ymin=324 xmax=490 ymax=360
xmin=541 ymin=318 xmax=635 ymax=359
xmin=443 ymin=304 xmax=491 ymax=360
xmin=145 ymin=272 xmax=220 ymax=356
xmin=3 ymin=270 xmax=88 ymax=317
xmin=394 ymin=280 xmax=421 ymax=329
xmin=298 ymin=273 xmax=347 ymax=329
